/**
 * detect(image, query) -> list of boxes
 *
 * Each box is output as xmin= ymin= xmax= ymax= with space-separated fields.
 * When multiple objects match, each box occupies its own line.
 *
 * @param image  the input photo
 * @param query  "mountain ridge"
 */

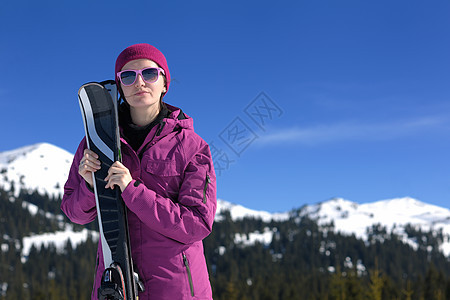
xmin=2 ymin=143 xmax=449 ymax=256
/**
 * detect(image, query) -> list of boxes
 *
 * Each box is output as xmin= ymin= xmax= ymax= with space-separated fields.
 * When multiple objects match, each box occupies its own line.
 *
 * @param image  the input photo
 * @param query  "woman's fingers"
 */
xmin=78 ymin=149 xmax=101 ymax=187
xmin=83 ymin=150 xmax=101 ymax=168
xmin=104 ymin=162 xmax=132 ymax=192
xmin=79 ymin=154 xmax=132 ymax=192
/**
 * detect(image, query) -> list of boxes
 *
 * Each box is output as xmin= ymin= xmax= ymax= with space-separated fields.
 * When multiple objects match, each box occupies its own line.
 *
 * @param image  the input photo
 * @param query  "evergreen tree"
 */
xmin=368 ymin=259 xmax=383 ymax=300
xmin=401 ymin=281 xmax=414 ymax=300
xmin=1 ymin=185 xmax=450 ymax=299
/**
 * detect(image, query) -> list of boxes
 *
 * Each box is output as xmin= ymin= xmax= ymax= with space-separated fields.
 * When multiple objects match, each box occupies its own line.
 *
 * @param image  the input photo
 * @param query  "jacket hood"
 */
xmin=164 ymin=103 xmax=194 ymax=132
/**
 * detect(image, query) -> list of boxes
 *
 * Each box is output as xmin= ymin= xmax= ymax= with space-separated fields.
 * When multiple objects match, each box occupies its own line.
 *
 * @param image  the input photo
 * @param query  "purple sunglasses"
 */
xmin=116 ymin=67 xmax=165 ymax=86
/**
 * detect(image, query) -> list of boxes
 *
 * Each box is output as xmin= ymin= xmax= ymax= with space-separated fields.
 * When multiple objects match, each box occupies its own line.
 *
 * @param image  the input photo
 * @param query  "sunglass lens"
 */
xmin=120 ymin=71 xmax=137 ymax=86
xmin=142 ymin=68 xmax=159 ymax=83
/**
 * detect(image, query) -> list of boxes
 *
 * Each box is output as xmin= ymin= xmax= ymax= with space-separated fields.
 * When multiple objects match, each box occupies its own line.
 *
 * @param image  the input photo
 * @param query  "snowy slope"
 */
xmin=217 ymin=198 xmax=450 ymax=256
xmin=22 ymin=228 xmax=98 ymax=260
xmin=298 ymin=197 xmax=450 ymax=237
xmin=298 ymin=197 xmax=450 ymax=256
xmin=216 ymin=199 xmax=290 ymax=222
xmin=0 ymin=143 xmax=73 ymax=198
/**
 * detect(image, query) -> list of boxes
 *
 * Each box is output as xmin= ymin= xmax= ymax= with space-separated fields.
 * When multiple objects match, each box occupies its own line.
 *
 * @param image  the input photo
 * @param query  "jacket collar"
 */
xmin=119 ymin=102 xmax=194 ymax=155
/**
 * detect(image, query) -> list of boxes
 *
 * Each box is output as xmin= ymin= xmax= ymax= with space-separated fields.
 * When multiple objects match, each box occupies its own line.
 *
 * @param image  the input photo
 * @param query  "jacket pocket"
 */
xmin=182 ymin=253 xmax=195 ymax=297
xmin=145 ymin=160 xmax=182 ymax=200
xmin=203 ymin=173 xmax=211 ymax=204
xmin=146 ymin=160 xmax=180 ymax=177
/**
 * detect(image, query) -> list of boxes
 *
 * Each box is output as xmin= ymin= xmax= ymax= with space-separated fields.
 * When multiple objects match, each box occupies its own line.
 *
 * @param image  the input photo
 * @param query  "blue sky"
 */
xmin=1 ymin=0 xmax=450 ymax=212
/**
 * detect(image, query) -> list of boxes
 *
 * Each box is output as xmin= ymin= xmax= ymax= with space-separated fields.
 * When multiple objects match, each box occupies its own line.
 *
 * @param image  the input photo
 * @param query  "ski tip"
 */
xmin=78 ymin=81 xmax=117 ymax=95
xmin=78 ymin=82 xmax=102 ymax=95
xmin=100 ymin=80 xmax=117 ymax=87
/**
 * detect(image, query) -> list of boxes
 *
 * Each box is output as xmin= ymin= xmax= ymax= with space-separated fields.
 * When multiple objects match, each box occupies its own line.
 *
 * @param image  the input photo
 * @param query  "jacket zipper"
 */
xmin=183 ymin=253 xmax=194 ymax=297
xmin=203 ymin=174 xmax=211 ymax=204
xmin=137 ymin=121 xmax=166 ymax=160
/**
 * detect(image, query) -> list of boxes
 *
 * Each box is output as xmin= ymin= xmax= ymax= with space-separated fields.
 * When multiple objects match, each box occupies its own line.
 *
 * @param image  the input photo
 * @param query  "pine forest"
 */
xmin=1 ymin=187 xmax=450 ymax=299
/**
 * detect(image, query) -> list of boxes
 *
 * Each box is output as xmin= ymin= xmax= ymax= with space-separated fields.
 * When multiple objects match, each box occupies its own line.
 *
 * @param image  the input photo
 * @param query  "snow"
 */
xmin=0 ymin=143 xmax=73 ymax=198
xmin=442 ymin=242 xmax=450 ymax=257
xmin=218 ymin=246 xmax=226 ymax=256
xmin=22 ymin=201 xmax=38 ymax=216
xmin=234 ymin=227 xmax=275 ymax=246
xmin=216 ymin=199 xmax=289 ymax=222
xmin=1 ymin=143 xmax=450 ymax=258
xmin=0 ymin=282 xmax=7 ymax=297
xmin=216 ymin=196 xmax=450 ymax=256
xmin=301 ymin=197 xmax=450 ymax=256
xmin=21 ymin=227 xmax=98 ymax=259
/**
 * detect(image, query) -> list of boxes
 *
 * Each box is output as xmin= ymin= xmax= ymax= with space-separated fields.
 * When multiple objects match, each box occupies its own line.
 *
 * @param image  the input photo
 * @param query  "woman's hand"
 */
xmin=78 ymin=149 xmax=101 ymax=188
xmin=105 ymin=161 xmax=133 ymax=192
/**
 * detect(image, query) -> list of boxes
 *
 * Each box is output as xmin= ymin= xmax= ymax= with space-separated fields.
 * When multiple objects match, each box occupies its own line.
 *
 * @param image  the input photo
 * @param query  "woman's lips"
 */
xmin=134 ymin=91 xmax=149 ymax=96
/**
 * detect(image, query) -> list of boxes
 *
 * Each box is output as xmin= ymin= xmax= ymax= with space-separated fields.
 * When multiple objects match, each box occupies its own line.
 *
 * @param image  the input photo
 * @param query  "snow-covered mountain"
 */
xmin=1 ymin=143 xmax=450 ymax=257
xmin=299 ymin=197 xmax=450 ymax=238
xmin=218 ymin=197 xmax=450 ymax=256
xmin=297 ymin=197 xmax=450 ymax=256
xmin=216 ymin=199 xmax=290 ymax=222
xmin=0 ymin=143 xmax=73 ymax=198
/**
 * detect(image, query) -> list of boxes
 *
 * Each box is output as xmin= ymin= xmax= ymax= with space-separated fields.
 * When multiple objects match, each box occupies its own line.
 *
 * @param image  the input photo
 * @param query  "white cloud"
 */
xmin=256 ymin=116 xmax=448 ymax=146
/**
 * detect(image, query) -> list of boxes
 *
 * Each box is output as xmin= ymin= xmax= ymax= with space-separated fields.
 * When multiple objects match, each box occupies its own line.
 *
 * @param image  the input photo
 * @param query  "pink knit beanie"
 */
xmin=115 ymin=43 xmax=171 ymax=92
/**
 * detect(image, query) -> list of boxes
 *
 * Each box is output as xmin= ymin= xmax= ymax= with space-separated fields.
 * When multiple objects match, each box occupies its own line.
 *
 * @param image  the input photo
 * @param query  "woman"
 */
xmin=61 ymin=43 xmax=217 ymax=299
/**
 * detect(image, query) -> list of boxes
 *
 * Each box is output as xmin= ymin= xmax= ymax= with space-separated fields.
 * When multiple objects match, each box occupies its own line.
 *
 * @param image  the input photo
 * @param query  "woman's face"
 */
xmin=120 ymin=59 xmax=166 ymax=110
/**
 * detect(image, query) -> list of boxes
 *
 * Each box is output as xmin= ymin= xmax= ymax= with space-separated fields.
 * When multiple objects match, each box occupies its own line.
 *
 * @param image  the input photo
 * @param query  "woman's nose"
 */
xmin=134 ymin=74 xmax=145 ymax=86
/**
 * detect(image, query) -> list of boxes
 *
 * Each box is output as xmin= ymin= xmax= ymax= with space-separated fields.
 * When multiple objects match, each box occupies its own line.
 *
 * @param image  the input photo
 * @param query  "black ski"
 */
xmin=78 ymin=80 xmax=141 ymax=300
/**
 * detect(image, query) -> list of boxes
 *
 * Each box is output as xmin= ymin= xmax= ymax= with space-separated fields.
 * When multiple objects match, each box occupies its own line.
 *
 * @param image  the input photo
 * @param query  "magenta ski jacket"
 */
xmin=61 ymin=104 xmax=217 ymax=300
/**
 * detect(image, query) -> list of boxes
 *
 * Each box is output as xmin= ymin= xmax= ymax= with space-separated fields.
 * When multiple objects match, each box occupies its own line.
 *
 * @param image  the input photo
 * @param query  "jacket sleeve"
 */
xmin=60 ymin=138 xmax=97 ymax=225
xmin=121 ymin=141 xmax=217 ymax=245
